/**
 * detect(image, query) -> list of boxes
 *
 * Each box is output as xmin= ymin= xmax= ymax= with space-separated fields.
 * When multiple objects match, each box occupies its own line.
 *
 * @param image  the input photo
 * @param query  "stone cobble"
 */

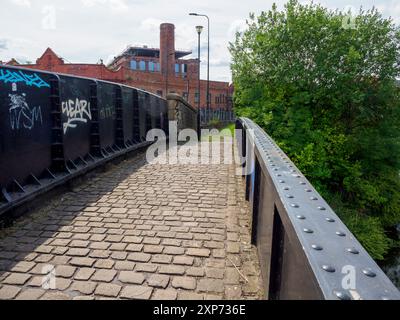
xmin=0 ymin=143 xmax=263 ymax=300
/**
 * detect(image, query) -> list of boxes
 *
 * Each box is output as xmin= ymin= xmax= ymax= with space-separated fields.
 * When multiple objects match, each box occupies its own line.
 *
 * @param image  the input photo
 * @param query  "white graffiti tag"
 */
xmin=62 ymin=99 xmax=92 ymax=134
xmin=9 ymin=93 xmax=43 ymax=130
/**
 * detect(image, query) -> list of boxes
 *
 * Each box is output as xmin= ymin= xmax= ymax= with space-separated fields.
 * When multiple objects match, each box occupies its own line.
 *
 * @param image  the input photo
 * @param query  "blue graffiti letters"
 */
xmin=0 ymin=69 xmax=50 ymax=88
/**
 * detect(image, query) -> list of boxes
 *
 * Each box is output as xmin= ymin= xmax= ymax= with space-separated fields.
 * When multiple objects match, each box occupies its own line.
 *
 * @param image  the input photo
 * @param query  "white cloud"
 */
xmin=10 ymin=0 xmax=31 ymax=7
xmin=81 ymin=0 xmax=128 ymax=11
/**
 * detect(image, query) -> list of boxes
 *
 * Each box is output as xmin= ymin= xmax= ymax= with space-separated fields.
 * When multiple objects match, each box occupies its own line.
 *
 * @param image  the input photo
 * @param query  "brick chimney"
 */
xmin=160 ymin=23 xmax=175 ymax=81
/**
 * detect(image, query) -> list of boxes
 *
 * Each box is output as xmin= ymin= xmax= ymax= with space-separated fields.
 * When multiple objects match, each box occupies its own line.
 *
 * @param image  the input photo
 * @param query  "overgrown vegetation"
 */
xmin=230 ymin=0 xmax=400 ymax=260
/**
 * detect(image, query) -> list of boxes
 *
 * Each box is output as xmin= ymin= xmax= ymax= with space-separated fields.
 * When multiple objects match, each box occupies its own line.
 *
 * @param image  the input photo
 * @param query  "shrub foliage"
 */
xmin=230 ymin=0 xmax=400 ymax=260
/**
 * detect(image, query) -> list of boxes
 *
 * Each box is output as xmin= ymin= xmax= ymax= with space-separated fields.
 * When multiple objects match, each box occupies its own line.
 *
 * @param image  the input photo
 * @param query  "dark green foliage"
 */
xmin=230 ymin=0 xmax=400 ymax=260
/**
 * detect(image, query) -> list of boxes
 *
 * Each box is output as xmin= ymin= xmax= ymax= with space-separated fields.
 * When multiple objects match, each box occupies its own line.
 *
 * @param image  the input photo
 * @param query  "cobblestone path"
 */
xmin=0 ymin=143 xmax=263 ymax=300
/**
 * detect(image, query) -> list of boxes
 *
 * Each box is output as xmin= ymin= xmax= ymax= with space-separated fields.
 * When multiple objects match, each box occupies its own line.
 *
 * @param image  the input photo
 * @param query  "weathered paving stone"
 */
xmin=152 ymin=289 xmax=177 ymax=300
xmin=120 ymin=285 xmax=153 ymax=300
xmin=41 ymin=291 xmax=71 ymax=300
xmin=147 ymin=274 xmax=170 ymax=288
xmin=171 ymin=277 xmax=196 ymax=290
xmin=225 ymin=268 xmax=240 ymax=285
xmin=15 ymin=288 xmax=45 ymax=300
xmin=95 ymin=283 xmax=121 ymax=297
xmin=94 ymin=259 xmax=115 ymax=269
xmin=118 ymin=271 xmax=145 ymax=285
xmin=143 ymin=245 xmax=163 ymax=254
xmin=152 ymin=254 xmax=172 ymax=264
xmin=135 ymin=264 xmax=158 ymax=273
xmin=115 ymin=261 xmax=136 ymax=271
xmin=163 ymin=246 xmax=185 ymax=255
xmin=197 ymin=279 xmax=224 ymax=293
xmin=126 ymin=244 xmax=143 ymax=252
xmin=186 ymin=267 xmax=205 ymax=277
xmin=55 ymin=278 xmax=72 ymax=290
xmin=70 ymin=257 xmax=95 ymax=267
xmin=91 ymin=269 xmax=117 ymax=282
xmin=3 ymin=273 xmax=31 ymax=285
xmin=74 ymin=268 xmax=96 ymax=280
xmin=172 ymin=256 xmax=194 ymax=266
xmin=11 ymin=261 xmax=35 ymax=273
xmin=67 ymin=248 xmax=90 ymax=257
xmin=186 ymin=248 xmax=211 ymax=257
xmin=226 ymin=243 xmax=240 ymax=254
xmin=159 ymin=265 xmax=185 ymax=275
xmin=127 ymin=253 xmax=151 ymax=262
xmin=55 ymin=265 xmax=76 ymax=278
xmin=206 ymin=268 xmax=225 ymax=279
xmin=71 ymin=281 xmax=97 ymax=295
xmin=0 ymin=285 xmax=21 ymax=299
xmin=178 ymin=292 xmax=204 ymax=300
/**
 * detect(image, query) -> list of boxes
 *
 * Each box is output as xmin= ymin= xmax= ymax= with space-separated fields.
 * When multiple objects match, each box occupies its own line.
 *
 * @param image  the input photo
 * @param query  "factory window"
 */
xmin=194 ymin=92 xmax=199 ymax=103
xmin=139 ymin=60 xmax=146 ymax=71
xmin=182 ymin=64 xmax=187 ymax=74
xmin=149 ymin=61 xmax=155 ymax=72
xmin=156 ymin=63 xmax=160 ymax=72
xmin=182 ymin=92 xmax=188 ymax=100
xmin=175 ymin=63 xmax=180 ymax=74
xmin=130 ymin=60 xmax=137 ymax=70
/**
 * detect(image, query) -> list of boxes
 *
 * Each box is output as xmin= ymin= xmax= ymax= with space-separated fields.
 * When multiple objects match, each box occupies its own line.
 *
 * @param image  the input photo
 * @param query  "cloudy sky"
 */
xmin=0 ymin=0 xmax=399 ymax=83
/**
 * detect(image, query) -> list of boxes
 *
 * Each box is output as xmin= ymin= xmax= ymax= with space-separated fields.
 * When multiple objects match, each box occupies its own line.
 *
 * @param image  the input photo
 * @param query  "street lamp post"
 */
xmin=189 ymin=13 xmax=210 ymax=123
xmin=196 ymin=25 xmax=203 ymax=137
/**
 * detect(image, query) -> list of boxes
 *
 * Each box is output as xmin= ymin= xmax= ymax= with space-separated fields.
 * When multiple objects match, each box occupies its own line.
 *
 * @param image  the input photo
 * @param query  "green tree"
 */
xmin=230 ymin=0 xmax=400 ymax=260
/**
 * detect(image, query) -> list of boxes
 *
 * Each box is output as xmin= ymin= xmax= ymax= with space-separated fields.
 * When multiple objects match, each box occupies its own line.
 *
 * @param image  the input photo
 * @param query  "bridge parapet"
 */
xmin=167 ymin=93 xmax=199 ymax=135
xmin=237 ymin=117 xmax=400 ymax=300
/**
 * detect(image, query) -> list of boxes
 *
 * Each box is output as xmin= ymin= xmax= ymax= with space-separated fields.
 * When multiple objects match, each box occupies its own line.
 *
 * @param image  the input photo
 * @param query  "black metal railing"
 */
xmin=0 ymin=65 xmax=169 ymax=218
xmin=236 ymin=117 xmax=400 ymax=300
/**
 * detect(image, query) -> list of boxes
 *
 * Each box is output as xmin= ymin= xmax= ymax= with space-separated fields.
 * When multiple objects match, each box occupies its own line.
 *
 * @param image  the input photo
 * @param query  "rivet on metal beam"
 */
xmin=305 ymin=189 xmax=312 ymax=193
xmin=326 ymin=218 xmax=335 ymax=223
xmin=333 ymin=290 xmax=351 ymax=300
xmin=299 ymin=181 xmax=306 ymax=185
xmin=283 ymin=187 xmax=290 ymax=190
xmin=291 ymin=203 xmax=299 ymax=208
xmin=317 ymin=206 xmax=326 ymax=211
xmin=303 ymin=228 xmax=314 ymax=233
xmin=336 ymin=231 xmax=346 ymax=237
xmin=310 ymin=196 xmax=318 ymax=201
xmin=279 ymin=180 xmax=285 ymax=183
xmin=286 ymin=195 xmax=294 ymax=199
xmin=296 ymin=215 xmax=306 ymax=220
xmin=311 ymin=244 xmax=323 ymax=251
xmin=362 ymin=269 xmax=377 ymax=278
xmin=322 ymin=265 xmax=336 ymax=273
xmin=346 ymin=248 xmax=359 ymax=254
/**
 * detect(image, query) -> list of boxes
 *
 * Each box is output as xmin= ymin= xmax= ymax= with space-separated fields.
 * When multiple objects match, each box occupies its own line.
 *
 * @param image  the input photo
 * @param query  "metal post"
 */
xmin=195 ymin=25 xmax=203 ymax=138
xmin=189 ymin=13 xmax=210 ymax=124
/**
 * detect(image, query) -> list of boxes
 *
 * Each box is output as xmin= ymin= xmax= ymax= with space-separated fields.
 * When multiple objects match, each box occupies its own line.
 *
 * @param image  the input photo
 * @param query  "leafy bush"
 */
xmin=230 ymin=0 xmax=400 ymax=259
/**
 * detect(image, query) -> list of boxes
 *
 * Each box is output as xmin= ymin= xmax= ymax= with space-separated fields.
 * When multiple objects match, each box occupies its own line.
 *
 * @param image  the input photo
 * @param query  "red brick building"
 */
xmin=5 ymin=23 xmax=233 ymax=121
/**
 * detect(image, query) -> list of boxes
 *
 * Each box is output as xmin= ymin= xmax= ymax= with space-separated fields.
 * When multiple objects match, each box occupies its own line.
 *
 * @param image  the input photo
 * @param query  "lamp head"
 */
xmin=189 ymin=13 xmax=198 ymax=16
xmin=196 ymin=25 xmax=204 ymax=34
